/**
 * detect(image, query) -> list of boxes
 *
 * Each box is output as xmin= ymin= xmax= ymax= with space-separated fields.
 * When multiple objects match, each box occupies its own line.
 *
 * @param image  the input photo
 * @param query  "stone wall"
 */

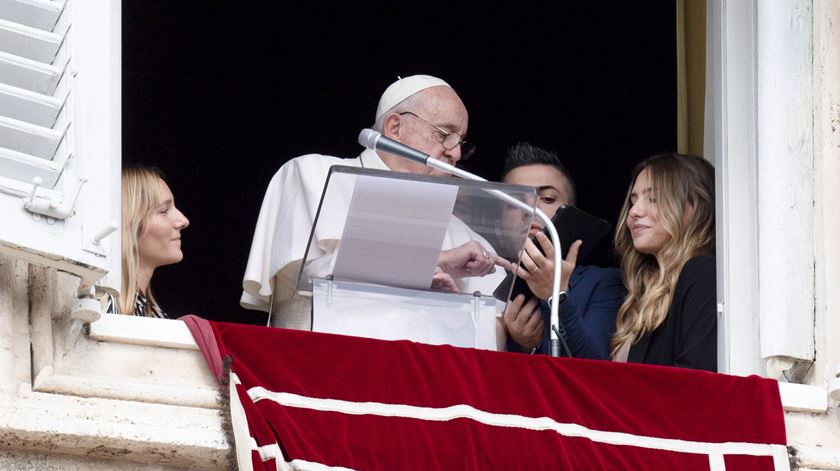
xmin=3 ymin=251 xmax=840 ymax=470
xmin=0 ymin=254 xmax=228 ymax=470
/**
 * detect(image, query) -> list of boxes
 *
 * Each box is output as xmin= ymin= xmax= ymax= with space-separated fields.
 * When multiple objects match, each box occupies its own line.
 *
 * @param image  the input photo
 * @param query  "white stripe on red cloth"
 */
xmin=247 ymin=386 xmax=789 ymax=470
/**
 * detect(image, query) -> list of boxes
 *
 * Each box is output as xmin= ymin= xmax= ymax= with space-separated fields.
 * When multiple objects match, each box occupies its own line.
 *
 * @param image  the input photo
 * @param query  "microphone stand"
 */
xmin=359 ymin=130 xmax=565 ymax=357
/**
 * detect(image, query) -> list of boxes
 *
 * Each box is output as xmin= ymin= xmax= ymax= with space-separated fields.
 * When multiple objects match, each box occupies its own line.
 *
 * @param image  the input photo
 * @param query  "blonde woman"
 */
xmin=114 ymin=165 xmax=189 ymax=317
xmin=611 ymin=154 xmax=716 ymax=371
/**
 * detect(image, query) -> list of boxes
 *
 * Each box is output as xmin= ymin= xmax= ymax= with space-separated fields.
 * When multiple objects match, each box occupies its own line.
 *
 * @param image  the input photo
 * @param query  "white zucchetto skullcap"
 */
xmin=375 ymin=75 xmax=451 ymax=121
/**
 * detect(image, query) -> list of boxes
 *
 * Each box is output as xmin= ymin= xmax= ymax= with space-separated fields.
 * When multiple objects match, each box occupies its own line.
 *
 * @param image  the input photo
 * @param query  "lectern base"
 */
xmin=310 ymin=278 xmax=505 ymax=351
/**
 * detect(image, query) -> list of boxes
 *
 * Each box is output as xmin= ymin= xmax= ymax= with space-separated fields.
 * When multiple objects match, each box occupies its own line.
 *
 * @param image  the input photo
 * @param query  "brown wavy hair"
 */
xmin=610 ymin=154 xmax=715 ymax=357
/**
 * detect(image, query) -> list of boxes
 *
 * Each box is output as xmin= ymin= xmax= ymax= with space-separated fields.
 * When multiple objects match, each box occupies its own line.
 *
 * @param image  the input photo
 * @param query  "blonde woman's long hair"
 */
xmin=610 ymin=154 xmax=715 ymax=357
xmin=120 ymin=166 xmax=164 ymax=315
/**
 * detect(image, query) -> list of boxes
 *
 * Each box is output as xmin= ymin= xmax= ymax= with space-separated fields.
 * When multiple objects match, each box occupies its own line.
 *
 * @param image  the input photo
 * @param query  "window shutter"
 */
xmin=0 ymin=0 xmax=120 ymax=289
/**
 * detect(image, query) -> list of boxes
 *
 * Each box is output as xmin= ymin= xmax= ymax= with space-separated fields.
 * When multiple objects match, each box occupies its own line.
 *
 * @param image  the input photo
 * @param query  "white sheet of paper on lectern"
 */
xmin=331 ymin=175 xmax=458 ymax=289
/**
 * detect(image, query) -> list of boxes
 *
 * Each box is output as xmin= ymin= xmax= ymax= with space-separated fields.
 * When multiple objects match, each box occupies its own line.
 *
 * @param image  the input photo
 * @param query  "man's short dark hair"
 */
xmin=502 ymin=142 xmax=577 ymax=206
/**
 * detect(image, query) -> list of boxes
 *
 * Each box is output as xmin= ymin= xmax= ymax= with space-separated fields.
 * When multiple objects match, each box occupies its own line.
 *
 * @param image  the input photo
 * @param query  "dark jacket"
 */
xmin=628 ymin=255 xmax=717 ymax=372
xmin=529 ymin=265 xmax=625 ymax=359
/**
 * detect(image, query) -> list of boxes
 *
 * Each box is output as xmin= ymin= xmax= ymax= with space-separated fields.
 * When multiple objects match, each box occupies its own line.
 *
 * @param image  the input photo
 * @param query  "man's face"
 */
xmin=381 ymin=86 xmax=469 ymax=177
xmin=496 ymin=164 xmax=572 ymax=256
xmin=501 ymin=164 xmax=572 ymax=236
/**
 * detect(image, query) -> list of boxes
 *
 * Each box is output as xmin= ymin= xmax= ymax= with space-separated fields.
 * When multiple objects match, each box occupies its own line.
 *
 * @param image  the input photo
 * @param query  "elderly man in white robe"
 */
xmin=241 ymin=75 xmax=509 ymax=339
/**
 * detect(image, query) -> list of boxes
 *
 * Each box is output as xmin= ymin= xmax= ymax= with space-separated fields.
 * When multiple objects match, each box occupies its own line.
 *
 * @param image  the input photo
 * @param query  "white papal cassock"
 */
xmin=241 ymin=149 xmax=506 ymax=330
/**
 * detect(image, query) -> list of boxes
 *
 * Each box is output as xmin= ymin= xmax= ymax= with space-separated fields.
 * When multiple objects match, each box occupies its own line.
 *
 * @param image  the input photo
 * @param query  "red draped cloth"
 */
xmin=182 ymin=317 xmax=787 ymax=470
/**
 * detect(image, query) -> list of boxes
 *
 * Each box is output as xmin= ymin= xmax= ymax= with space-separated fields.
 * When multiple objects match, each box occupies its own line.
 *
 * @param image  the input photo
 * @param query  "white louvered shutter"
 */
xmin=0 ymin=0 xmax=120 ymax=288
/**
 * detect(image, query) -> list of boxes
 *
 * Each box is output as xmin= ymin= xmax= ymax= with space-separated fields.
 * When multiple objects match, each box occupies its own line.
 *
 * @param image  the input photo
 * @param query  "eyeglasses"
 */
xmin=399 ymin=111 xmax=476 ymax=160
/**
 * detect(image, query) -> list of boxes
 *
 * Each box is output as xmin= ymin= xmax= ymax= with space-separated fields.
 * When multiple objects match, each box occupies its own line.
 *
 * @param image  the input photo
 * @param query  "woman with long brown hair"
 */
xmin=116 ymin=165 xmax=189 ymax=317
xmin=611 ymin=154 xmax=716 ymax=371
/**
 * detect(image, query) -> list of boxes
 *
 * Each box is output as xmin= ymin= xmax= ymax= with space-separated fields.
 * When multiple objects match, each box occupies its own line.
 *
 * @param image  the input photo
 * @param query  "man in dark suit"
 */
xmin=499 ymin=143 xmax=626 ymax=358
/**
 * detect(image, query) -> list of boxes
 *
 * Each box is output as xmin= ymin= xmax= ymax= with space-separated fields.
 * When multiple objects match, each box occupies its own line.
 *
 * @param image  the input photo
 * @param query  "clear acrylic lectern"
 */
xmin=295 ymin=166 xmax=536 ymax=351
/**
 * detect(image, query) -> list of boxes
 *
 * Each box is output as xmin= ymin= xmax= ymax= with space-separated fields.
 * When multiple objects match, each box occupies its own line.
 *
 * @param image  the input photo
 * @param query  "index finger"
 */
xmin=492 ymin=254 xmax=512 ymax=271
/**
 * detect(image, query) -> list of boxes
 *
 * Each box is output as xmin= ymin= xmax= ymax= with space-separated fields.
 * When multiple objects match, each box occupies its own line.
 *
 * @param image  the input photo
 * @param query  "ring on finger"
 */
xmin=482 ymin=250 xmax=491 ymax=261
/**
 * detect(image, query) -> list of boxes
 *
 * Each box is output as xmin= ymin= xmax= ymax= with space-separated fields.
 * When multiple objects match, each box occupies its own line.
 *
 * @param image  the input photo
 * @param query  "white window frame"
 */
xmin=709 ymin=0 xmax=763 ymax=377
xmin=710 ymin=0 xmax=826 ymax=413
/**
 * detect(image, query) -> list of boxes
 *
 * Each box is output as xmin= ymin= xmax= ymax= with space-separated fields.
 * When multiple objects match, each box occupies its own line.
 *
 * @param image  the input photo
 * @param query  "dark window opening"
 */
xmin=123 ymin=4 xmax=677 ymax=324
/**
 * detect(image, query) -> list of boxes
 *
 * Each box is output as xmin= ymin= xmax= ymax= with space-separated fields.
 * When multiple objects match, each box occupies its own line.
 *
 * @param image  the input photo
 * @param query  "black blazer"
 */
xmin=628 ymin=255 xmax=717 ymax=372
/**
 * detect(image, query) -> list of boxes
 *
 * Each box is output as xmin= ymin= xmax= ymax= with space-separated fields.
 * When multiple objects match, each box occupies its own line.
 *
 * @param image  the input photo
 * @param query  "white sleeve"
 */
xmin=240 ymin=154 xmax=351 ymax=312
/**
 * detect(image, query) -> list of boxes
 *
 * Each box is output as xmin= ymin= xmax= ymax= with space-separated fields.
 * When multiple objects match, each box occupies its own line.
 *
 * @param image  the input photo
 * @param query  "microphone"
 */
xmin=358 ymin=129 xmax=429 ymax=165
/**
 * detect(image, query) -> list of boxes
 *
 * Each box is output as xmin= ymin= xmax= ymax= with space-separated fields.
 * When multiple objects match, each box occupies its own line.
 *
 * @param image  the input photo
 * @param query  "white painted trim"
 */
xmin=0 ymin=48 xmax=61 ymax=94
xmin=0 ymin=171 xmax=61 ymax=197
xmin=709 ymin=0 xmax=763 ymax=376
xmin=778 ymin=382 xmax=828 ymax=413
xmin=0 ymin=81 xmax=62 ymax=126
xmin=0 ymin=16 xmax=63 ymax=63
xmin=67 ymin=0 xmax=121 ymax=290
xmin=89 ymin=314 xmax=199 ymax=350
xmin=0 ymin=113 xmax=63 ymax=158
xmin=756 ymin=0 xmax=815 ymax=364
xmin=0 ymin=0 xmax=65 ymax=32
xmin=0 ymin=151 xmax=65 ymax=188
